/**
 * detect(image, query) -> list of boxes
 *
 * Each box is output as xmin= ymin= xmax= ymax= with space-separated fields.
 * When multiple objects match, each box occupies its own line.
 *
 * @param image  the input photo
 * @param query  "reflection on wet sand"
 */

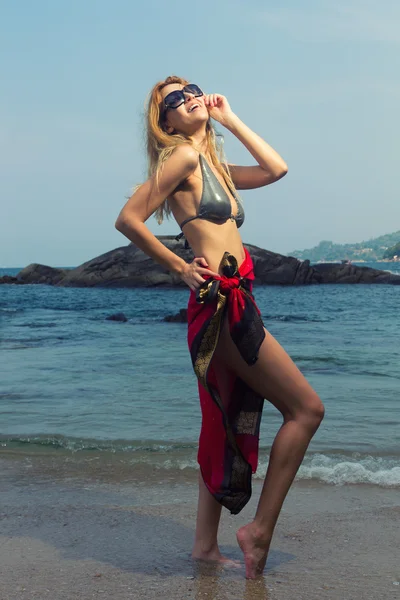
xmin=192 ymin=561 xmax=270 ymax=600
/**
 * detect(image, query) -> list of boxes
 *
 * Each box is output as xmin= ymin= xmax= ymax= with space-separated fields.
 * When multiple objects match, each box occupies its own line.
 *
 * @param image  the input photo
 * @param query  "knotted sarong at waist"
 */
xmin=187 ymin=247 xmax=266 ymax=514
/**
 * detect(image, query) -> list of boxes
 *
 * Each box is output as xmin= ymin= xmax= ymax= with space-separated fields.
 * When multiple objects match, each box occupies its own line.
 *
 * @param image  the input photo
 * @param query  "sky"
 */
xmin=1 ymin=0 xmax=399 ymax=267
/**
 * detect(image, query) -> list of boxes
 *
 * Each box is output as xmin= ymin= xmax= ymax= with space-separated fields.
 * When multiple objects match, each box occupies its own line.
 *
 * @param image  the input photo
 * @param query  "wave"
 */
xmin=1 ymin=435 xmax=399 ymax=488
xmin=18 ymin=322 xmax=58 ymax=328
xmin=2 ymin=335 xmax=70 ymax=345
xmin=291 ymin=355 xmax=347 ymax=366
xmin=355 ymin=369 xmax=400 ymax=380
xmin=290 ymin=357 xmax=400 ymax=378
xmin=155 ymin=453 xmax=400 ymax=488
xmin=257 ymin=453 xmax=400 ymax=487
xmin=381 ymin=269 xmax=400 ymax=275
xmin=0 ymin=434 xmax=197 ymax=454
xmin=263 ymin=314 xmax=330 ymax=323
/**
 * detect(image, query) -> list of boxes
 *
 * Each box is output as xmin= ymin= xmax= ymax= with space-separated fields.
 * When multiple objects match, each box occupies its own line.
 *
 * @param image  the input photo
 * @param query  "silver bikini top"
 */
xmin=175 ymin=155 xmax=244 ymax=246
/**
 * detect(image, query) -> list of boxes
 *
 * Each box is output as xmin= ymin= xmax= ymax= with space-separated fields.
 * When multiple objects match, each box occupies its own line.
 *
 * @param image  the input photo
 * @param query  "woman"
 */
xmin=115 ymin=75 xmax=325 ymax=579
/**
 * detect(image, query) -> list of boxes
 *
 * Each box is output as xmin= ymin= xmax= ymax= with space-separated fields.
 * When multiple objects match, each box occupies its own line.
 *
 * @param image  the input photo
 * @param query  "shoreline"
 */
xmin=2 ymin=437 xmax=400 ymax=495
xmin=2 ymin=442 xmax=400 ymax=489
xmin=1 ymin=454 xmax=399 ymax=599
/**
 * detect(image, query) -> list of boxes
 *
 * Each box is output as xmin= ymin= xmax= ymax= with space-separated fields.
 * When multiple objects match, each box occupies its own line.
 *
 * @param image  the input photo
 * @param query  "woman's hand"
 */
xmin=180 ymin=257 xmax=220 ymax=291
xmin=204 ymin=94 xmax=235 ymax=128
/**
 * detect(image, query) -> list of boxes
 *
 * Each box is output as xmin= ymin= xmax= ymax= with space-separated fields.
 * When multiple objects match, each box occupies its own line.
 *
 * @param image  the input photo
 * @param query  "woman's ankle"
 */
xmin=192 ymin=539 xmax=220 ymax=557
xmin=245 ymin=520 xmax=274 ymax=543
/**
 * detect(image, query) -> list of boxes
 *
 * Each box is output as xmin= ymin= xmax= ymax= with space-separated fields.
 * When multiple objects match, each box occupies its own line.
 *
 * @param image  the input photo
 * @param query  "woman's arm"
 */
xmin=205 ymin=94 xmax=288 ymax=190
xmin=115 ymin=144 xmax=220 ymax=289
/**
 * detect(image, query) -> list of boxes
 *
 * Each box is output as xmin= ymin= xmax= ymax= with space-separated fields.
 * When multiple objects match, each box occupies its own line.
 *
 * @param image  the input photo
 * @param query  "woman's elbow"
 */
xmin=115 ymin=211 xmax=139 ymax=233
xmin=274 ymin=164 xmax=288 ymax=182
xmin=114 ymin=213 xmax=126 ymax=231
xmin=279 ymin=160 xmax=288 ymax=175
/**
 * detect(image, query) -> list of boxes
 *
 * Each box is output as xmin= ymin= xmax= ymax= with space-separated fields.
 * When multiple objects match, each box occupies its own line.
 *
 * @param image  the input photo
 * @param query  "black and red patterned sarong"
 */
xmin=187 ymin=247 xmax=266 ymax=514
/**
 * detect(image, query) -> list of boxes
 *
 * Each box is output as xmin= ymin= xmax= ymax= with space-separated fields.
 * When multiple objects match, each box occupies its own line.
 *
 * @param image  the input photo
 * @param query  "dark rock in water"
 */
xmin=0 ymin=275 xmax=23 ymax=285
xmin=4 ymin=264 xmax=67 ymax=285
xmin=106 ymin=312 xmax=128 ymax=322
xmin=2 ymin=235 xmax=400 ymax=287
xmin=311 ymin=262 xmax=400 ymax=284
xmin=242 ymin=245 xmax=400 ymax=285
xmin=164 ymin=309 xmax=188 ymax=323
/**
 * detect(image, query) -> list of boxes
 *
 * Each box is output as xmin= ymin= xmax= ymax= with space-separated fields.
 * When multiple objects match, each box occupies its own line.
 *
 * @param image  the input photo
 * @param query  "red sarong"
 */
xmin=187 ymin=247 xmax=266 ymax=514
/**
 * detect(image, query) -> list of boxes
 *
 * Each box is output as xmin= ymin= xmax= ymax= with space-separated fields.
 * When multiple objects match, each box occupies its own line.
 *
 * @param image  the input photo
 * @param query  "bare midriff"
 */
xmin=168 ymin=162 xmax=246 ymax=275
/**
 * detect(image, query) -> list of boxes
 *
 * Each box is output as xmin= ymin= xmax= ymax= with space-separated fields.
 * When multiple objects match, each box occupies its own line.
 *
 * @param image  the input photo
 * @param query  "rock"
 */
xmin=2 ymin=236 xmax=400 ymax=287
xmin=311 ymin=262 xmax=400 ymax=284
xmin=0 ymin=275 xmax=23 ymax=284
xmin=163 ymin=309 xmax=188 ymax=323
xmin=105 ymin=312 xmax=128 ymax=322
xmin=8 ymin=264 xmax=67 ymax=285
xmin=293 ymin=259 xmax=314 ymax=285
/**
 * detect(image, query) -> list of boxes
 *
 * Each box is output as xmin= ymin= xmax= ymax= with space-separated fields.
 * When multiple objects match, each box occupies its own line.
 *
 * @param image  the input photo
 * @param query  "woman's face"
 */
xmin=160 ymin=83 xmax=209 ymax=135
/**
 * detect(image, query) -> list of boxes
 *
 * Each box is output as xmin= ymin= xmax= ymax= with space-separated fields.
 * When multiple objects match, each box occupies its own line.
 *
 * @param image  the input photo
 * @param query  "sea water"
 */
xmin=1 ymin=261 xmax=400 ymax=487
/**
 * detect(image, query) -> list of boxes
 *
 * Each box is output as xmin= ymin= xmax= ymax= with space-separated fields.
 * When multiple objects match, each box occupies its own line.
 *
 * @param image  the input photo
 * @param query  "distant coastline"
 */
xmin=291 ymin=230 xmax=400 ymax=263
xmin=313 ymin=258 xmax=400 ymax=264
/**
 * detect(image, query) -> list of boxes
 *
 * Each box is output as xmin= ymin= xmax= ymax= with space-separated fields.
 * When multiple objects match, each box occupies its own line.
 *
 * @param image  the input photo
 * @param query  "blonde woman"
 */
xmin=115 ymin=75 xmax=325 ymax=579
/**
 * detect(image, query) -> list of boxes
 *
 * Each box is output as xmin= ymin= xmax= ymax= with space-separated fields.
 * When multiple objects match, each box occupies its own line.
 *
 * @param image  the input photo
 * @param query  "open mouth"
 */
xmin=188 ymin=103 xmax=200 ymax=113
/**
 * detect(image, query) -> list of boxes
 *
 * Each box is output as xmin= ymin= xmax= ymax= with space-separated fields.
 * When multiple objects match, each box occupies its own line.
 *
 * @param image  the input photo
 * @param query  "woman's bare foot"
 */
xmin=236 ymin=523 xmax=272 ymax=579
xmin=191 ymin=546 xmax=241 ymax=568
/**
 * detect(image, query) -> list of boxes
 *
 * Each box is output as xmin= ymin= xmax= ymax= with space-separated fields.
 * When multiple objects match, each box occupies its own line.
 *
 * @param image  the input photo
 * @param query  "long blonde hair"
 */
xmin=144 ymin=75 xmax=238 ymax=224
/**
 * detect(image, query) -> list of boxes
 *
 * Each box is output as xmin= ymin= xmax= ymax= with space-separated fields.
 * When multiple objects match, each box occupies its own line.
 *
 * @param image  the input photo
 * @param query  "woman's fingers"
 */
xmin=204 ymin=93 xmax=224 ymax=107
xmin=204 ymin=94 xmax=219 ymax=108
xmin=193 ymin=258 xmax=220 ymax=278
xmin=198 ymin=268 xmax=220 ymax=278
xmin=182 ymin=257 xmax=221 ymax=291
xmin=205 ymin=94 xmax=224 ymax=108
xmin=194 ymin=256 xmax=208 ymax=267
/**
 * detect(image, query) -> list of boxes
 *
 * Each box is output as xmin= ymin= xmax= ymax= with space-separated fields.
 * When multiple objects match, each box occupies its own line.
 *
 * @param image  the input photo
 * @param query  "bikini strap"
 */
xmin=179 ymin=215 xmax=201 ymax=230
xmin=175 ymin=231 xmax=191 ymax=249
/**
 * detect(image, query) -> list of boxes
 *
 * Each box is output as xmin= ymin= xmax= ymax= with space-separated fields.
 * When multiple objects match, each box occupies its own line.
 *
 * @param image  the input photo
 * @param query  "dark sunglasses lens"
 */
xmin=164 ymin=90 xmax=185 ymax=109
xmin=184 ymin=84 xmax=203 ymax=97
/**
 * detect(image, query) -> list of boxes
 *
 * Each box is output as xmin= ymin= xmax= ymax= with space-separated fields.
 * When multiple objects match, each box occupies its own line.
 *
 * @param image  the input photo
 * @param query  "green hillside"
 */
xmin=383 ymin=241 xmax=400 ymax=259
xmin=290 ymin=230 xmax=400 ymax=262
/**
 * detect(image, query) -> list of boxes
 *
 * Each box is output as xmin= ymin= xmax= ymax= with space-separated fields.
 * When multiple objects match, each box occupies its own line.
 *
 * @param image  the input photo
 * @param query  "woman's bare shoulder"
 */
xmin=168 ymin=144 xmax=199 ymax=170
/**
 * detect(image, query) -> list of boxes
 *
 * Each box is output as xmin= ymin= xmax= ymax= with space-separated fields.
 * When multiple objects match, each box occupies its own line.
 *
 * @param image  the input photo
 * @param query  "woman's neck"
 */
xmin=189 ymin=124 xmax=208 ymax=153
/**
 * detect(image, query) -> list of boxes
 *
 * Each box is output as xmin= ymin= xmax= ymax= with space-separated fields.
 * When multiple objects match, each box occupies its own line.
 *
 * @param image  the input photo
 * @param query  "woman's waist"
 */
xmin=186 ymin=229 xmax=246 ymax=275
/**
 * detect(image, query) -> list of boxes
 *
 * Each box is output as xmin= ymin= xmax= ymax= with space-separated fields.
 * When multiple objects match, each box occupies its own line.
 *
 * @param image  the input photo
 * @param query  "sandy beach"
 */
xmin=1 ymin=452 xmax=399 ymax=600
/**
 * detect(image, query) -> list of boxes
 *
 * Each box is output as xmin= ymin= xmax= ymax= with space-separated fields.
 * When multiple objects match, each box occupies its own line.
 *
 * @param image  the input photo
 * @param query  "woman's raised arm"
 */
xmin=205 ymin=93 xmax=288 ymax=190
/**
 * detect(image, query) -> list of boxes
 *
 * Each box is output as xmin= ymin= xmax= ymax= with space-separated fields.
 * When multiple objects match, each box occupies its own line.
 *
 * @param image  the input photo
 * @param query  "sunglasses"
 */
xmin=163 ymin=84 xmax=204 ymax=112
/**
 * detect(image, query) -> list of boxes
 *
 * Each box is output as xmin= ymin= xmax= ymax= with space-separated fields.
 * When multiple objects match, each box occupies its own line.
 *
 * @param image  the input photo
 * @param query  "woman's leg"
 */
xmin=191 ymin=471 xmax=223 ymax=560
xmin=192 ymin=360 xmax=239 ymax=563
xmin=214 ymin=317 xmax=325 ymax=578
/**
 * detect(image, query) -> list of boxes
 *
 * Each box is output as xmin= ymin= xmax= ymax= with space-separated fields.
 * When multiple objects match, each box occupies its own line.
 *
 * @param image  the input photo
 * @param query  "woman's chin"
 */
xmin=190 ymin=112 xmax=210 ymax=127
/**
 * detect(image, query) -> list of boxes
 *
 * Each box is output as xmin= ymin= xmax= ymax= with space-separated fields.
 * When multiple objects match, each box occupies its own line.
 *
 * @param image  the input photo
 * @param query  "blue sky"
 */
xmin=1 ymin=0 xmax=399 ymax=267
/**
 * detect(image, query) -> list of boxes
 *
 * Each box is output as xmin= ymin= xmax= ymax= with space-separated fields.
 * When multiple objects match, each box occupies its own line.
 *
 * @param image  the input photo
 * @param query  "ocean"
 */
xmin=1 ymin=260 xmax=400 ymax=488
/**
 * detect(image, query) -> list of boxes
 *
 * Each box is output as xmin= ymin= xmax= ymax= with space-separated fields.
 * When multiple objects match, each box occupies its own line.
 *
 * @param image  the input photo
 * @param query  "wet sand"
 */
xmin=1 ymin=453 xmax=400 ymax=600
